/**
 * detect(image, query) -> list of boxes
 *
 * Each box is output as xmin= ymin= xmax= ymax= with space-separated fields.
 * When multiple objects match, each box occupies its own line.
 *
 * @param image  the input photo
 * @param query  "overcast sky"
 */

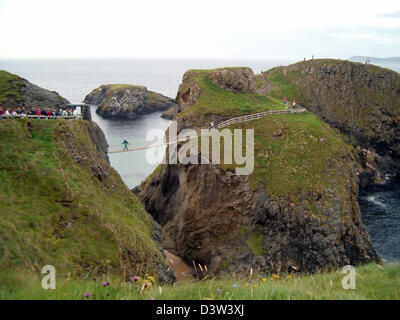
xmin=0 ymin=0 xmax=399 ymax=59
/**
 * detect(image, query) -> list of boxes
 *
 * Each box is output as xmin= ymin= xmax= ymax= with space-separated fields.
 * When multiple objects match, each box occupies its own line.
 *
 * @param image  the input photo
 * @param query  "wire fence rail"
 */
xmin=216 ymin=108 xmax=306 ymax=129
xmin=108 ymin=107 xmax=307 ymax=154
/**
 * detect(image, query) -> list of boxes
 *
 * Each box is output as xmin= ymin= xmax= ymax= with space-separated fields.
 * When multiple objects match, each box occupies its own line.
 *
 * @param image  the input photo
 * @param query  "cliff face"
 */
xmin=135 ymin=155 xmax=378 ymax=275
xmin=83 ymin=84 xmax=177 ymax=119
xmin=0 ymin=119 xmax=175 ymax=283
xmin=268 ymin=59 xmax=400 ymax=182
xmin=0 ymin=70 xmax=69 ymax=109
xmin=134 ymin=66 xmax=379 ymax=276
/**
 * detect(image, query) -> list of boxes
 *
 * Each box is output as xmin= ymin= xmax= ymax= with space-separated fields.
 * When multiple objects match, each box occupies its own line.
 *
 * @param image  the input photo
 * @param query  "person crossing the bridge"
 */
xmin=122 ymin=139 xmax=129 ymax=152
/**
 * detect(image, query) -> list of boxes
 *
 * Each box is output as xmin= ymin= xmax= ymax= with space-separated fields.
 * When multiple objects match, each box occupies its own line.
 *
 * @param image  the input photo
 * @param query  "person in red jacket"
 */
xmin=36 ymin=109 xmax=41 ymax=116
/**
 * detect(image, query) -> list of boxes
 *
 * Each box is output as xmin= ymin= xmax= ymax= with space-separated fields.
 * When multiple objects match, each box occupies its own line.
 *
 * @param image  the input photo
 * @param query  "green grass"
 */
xmin=1 ymin=263 xmax=399 ymax=300
xmin=178 ymin=69 xmax=286 ymax=119
xmin=267 ymin=70 xmax=301 ymax=101
xmin=109 ymin=84 xmax=146 ymax=91
xmin=0 ymin=119 xmax=165 ymax=280
xmin=215 ymin=112 xmax=353 ymax=197
xmin=0 ymin=70 xmax=24 ymax=104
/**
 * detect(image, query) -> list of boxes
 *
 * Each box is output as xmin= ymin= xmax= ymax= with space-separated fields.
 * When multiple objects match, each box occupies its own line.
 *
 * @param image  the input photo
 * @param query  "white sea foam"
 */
xmin=367 ymin=196 xmax=387 ymax=208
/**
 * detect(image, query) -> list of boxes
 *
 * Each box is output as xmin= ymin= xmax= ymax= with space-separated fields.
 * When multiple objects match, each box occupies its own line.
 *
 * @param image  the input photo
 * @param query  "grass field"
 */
xmin=1 ymin=263 xmax=399 ymax=300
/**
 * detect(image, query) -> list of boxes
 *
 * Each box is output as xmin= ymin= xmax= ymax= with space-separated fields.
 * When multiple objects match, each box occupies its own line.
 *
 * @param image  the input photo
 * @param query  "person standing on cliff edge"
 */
xmin=122 ymin=139 xmax=129 ymax=152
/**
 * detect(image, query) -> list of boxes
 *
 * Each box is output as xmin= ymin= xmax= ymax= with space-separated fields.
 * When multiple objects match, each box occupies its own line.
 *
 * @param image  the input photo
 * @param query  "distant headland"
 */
xmin=349 ymin=56 xmax=400 ymax=64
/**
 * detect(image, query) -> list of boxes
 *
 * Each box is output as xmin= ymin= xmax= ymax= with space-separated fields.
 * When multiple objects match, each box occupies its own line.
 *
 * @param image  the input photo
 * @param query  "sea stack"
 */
xmin=84 ymin=84 xmax=177 ymax=119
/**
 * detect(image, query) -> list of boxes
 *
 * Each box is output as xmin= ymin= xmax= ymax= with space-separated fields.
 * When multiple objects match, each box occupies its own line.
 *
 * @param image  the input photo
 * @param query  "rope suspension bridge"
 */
xmin=108 ymin=108 xmax=306 ymax=154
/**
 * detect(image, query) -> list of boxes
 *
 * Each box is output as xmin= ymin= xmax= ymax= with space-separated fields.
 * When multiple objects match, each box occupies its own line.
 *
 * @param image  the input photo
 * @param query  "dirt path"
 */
xmin=164 ymin=250 xmax=193 ymax=281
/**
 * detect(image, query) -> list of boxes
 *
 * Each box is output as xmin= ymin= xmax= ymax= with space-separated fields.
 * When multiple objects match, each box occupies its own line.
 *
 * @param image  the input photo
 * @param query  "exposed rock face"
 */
xmin=82 ymin=120 xmax=110 ymax=163
xmin=271 ymin=59 xmax=400 ymax=182
xmin=134 ymin=160 xmax=378 ymax=275
xmin=84 ymin=84 xmax=177 ymax=120
xmin=175 ymin=72 xmax=202 ymax=114
xmin=20 ymin=81 xmax=70 ymax=109
xmin=161 ymin=104 xmax=178 ymax=120
xmin=0 ymin=70 xmax=69 ymax=109
xmin=209 ymin=68 xmax=257 ymax=93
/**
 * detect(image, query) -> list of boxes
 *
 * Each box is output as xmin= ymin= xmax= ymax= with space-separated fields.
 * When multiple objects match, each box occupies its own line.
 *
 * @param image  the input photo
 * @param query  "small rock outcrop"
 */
xmin=175 ymin=72 xmax=202 ymax=114
xmin=209 ymin=67 xmax=258 ymax=93
xmin=83 ymin=84 xmax=177 ymax=120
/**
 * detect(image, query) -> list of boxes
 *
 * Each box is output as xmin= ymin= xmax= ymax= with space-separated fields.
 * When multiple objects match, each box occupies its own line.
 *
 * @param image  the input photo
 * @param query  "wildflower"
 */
xmin=102 ymin=281 xmax=109 ymax=287
xmin=216 ymin=289 xmax=221 ymax=294
xmin=133 ymin=276 xmax=139 ymax=282
xmin=84 ymin=292 xmax=90 ymax=298
xmin=262 ymin=278 xmax=267 ymax=283
xmin=144 ymin=283 xmax=148 ymax=288
xmin=149 ymin=297 xmax=156 ymax=300
xmin=307 ymin=291 xmax=311 ymax=295
xmin=287 ymin=275 xmax=293 ymax=279
xmin=233 ymin=284 xmax=237 ymax=289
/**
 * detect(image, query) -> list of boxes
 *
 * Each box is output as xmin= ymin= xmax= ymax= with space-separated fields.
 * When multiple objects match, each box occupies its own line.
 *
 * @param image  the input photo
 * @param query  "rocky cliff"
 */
xmin=174 ymin=67 xmax=279 ymax=131
xmin=84 ymin=84 xmax=177 ymax=119
xmin=134 ymin=66 xmax=379 ymax=276
xmin=0 ymin=70 xmax=69 ymax=109
xmin=268 ymin=59 xmax=400 ymax=184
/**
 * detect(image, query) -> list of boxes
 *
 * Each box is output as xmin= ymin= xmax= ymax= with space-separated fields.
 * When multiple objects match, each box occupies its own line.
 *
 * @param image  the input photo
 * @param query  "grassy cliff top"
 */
xmin=267 ymin=58 xmax=399 ymax=101
xmin=219 ymin=112 xmax=353 ymax=196
xmin=0 ymin=70 xmax=24 ymax=104
xmin=0 ymin=119 xmax=164 ymax=279
xmin=177 ymin=68 xmax=286 ymax=118
xmin=108 ymin=84 xmax=147 ymax=91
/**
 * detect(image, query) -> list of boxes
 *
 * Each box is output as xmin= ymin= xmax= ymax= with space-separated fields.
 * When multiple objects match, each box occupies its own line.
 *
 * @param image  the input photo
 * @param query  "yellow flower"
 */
xmin=287 ymin=275 xmax=293 ymax=279
xmin=262 ymin=278 xmax=267 ymax=283
xmin=307 ymin=291 xmax=311 ymax=295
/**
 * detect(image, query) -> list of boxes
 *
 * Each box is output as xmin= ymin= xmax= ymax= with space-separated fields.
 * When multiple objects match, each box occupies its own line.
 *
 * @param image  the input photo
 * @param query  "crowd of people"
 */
xmin=0 ymin=106 xmax=80 ymax=119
